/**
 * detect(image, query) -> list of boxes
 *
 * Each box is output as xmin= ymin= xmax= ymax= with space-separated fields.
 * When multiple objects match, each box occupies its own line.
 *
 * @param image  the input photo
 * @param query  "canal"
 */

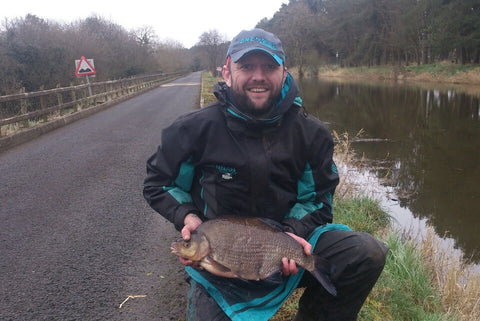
xmin=298 ymin=77 xmax=480 ymax=263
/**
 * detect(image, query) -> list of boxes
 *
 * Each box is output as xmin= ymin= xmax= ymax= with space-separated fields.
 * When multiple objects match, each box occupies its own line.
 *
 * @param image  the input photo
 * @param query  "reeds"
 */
xmin=419 ymin=228 xmax=480 ymax=320
xmin=332 ymin=129 xmax=366 ymax=199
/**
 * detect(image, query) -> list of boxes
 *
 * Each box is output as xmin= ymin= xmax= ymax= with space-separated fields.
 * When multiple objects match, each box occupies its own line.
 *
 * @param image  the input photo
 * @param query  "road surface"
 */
xmin=0 ymin=72 xmax=202 ymax=320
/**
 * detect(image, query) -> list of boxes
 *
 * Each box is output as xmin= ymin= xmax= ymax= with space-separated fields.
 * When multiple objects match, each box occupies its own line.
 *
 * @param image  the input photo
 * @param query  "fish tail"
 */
xmin=310 ymin=255 xmax=337 ymax=296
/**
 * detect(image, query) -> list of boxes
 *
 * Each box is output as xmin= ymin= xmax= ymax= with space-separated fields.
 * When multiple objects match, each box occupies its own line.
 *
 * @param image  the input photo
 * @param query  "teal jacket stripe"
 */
xmin=286 ymin=162 xmax=326 ymax=220
xmin=199 ymin=170 xmax=208 ymax=216
xmin=226 ymin=107 xmax=248 ymax=121
xmin=163 ymin=158 xmax=195 ymax=204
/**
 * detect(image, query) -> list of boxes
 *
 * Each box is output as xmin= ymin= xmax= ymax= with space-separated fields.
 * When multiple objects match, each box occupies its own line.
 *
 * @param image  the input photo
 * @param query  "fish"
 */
xmin=171 ymin=216 xmax=337 ymax=296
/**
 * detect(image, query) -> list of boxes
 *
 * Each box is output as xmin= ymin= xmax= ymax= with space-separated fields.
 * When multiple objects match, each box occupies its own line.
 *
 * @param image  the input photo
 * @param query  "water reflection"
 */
xmin=299 ymin=78 xmax=480 ymax=262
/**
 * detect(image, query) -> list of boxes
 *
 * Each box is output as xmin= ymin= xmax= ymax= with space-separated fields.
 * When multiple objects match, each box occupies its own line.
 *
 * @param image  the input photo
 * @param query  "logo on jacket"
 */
xmin=222 ymin=173 xmax=234 ymax=180
xmin=211 ymin=165 xmax=237 ymax=180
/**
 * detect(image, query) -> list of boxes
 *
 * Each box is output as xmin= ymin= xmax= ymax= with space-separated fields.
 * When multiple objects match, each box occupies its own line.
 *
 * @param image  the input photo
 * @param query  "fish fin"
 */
xmin=257 ymin=217 xmax=287 ymax=232
xmin=310 ymin=255 xmax=337 ymax=296
xmin=263 ymin=270 xmax=284 ymax=284
xmin=206 ymin=256 xmax=232 ymax=273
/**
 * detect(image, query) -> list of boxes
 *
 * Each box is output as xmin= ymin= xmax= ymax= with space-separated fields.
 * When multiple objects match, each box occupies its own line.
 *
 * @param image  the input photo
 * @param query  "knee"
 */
xmin=314 ymin=230 xmax=389 ymax=277
xmin=355 ymin=232 xmax=389 ymax=271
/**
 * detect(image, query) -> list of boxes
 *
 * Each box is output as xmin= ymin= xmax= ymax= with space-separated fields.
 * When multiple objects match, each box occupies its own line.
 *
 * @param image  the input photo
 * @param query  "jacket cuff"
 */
xmin=281 ymin=218 xmax=309 ymax=239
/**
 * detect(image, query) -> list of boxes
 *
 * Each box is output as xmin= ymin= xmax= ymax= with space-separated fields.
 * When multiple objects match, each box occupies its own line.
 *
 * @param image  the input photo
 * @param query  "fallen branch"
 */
xmin=119 ymin=295 xmax=147 ymax=309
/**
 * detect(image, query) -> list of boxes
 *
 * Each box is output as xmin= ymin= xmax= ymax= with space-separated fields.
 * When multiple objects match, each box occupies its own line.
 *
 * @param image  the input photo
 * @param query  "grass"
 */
xmin=404 ymin=62 xmax=479 ymax=76
xmin=313 ymin=63 xmax=480 ymax=85
xmin=417 ymin=228 xmax=480 ymax=320
xmin=363 ymin=232 xmax=447 ymax=321
xmin=199 ymin=71 xmax=480 ymax=321
xmin=0 ymin=111 xmax=70 ymax=136
xmin=200 ymin=72 xmax=219 ymax=106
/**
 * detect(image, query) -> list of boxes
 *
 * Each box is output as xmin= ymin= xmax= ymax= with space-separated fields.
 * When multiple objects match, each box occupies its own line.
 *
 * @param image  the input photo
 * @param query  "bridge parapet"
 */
xmin=0 ymin=72 xmax=186 ymax=151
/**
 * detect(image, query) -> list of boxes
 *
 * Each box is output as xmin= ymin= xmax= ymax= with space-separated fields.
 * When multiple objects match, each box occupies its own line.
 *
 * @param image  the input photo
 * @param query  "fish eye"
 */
xmin=183 ymin=242 xmax=191 ymax=248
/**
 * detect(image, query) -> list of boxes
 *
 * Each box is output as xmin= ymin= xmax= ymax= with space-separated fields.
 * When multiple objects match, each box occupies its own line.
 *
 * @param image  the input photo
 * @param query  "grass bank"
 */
xmin=272 ymin=197 xmax=480 ymax=321
xmin=200 ymin=72 xmax=480 ymax=320
xmin=201 ymin=72 xmax=220 ymax=107
xmin=310 ymin=62 xmax=480 ymax=86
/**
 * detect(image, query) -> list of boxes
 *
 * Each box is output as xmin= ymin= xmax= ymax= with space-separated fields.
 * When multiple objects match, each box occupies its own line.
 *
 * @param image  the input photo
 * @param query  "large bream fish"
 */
xmin=171 ymin=216 xmax=337 ymax=296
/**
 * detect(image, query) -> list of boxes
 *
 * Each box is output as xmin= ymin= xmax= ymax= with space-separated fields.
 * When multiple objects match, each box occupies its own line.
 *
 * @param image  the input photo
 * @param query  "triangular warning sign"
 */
xmin=75 ymin=56 xmax=96 ymax=76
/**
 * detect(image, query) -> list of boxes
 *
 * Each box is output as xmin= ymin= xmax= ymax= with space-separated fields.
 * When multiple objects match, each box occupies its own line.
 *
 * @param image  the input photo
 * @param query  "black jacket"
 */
xmin=143 ymin=74 xmax=339 ymax=239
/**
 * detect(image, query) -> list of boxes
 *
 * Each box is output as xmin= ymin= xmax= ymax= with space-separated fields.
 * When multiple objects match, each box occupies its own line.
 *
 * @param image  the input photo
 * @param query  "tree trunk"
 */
xmin=461 ymin=47 xmax=467 ymax=65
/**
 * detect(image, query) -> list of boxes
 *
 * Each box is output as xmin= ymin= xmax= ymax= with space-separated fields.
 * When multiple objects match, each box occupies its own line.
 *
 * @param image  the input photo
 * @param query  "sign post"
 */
xmin=75 ymin=56 xmax=97 ymax=100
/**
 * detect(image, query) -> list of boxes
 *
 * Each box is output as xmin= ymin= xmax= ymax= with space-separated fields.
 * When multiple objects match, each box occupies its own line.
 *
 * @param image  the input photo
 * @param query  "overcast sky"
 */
xmin=1 ymin=0 xmax=286 ymax=48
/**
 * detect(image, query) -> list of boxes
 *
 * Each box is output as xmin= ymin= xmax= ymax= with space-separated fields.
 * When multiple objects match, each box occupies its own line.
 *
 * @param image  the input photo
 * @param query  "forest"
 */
xmin=259 ymin=0 xmax=480 ymax=76
xmin=1 ymin=0 xmax=479 ymax=95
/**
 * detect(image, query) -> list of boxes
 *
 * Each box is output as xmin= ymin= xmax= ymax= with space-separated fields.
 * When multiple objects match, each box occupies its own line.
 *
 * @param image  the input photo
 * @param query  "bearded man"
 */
xmin=144 ymin=28 xmax=388 ymax=321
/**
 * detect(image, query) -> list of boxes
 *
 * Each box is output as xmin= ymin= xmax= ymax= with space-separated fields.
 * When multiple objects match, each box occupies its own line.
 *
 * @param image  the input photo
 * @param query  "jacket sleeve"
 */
xmin=143 ymin=120 xmax=202 ymax=231
xmin=282 ymin=124 xmax=339 ymax=239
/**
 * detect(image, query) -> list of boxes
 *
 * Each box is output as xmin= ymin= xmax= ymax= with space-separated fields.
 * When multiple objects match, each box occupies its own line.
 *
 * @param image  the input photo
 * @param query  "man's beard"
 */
xmin=231 ymin=88 xmax=280 ymax=118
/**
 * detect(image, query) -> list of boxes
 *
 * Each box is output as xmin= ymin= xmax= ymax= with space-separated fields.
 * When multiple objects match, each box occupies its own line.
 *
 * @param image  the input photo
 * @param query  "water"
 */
xmin=298 ymin=77 xmax=480 ymax=263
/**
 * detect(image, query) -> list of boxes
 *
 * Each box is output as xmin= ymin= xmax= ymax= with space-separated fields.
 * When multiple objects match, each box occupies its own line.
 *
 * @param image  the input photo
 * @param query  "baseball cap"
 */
xmin=227 ymin=28 xmax=285 ymax=65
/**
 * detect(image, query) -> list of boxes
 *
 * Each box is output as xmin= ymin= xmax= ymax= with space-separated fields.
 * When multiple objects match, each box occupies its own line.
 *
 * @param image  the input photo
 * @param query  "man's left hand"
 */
xmin=281 ymin=232 xmax=312 ymax=276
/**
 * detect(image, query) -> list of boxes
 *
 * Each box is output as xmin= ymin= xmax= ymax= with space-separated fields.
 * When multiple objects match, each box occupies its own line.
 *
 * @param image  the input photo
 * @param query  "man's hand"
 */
xmin=178 ymin=213 xmax=203 ymax=266
xmin=281 ymin=232 xmax=312 ymax=276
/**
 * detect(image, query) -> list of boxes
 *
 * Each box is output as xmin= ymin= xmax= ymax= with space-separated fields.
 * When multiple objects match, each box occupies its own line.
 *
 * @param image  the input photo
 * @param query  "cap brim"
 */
xmin=230 ymin=48 xmax=283 ymax=65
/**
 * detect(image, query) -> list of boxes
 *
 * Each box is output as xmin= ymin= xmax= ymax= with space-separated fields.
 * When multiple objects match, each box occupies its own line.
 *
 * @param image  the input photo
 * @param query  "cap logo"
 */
xmin=239 ymin=37 xmax=277 ymax=51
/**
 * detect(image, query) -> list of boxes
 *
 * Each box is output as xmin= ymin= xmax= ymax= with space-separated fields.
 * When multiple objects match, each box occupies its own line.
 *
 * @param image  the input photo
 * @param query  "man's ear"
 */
xmin=222 ymin=65 xmax=232 ymax=87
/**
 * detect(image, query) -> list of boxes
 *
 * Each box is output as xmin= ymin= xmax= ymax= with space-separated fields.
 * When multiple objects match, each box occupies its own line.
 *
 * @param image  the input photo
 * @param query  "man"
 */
xmin=144 ymin=28 xmax=388 ymax=321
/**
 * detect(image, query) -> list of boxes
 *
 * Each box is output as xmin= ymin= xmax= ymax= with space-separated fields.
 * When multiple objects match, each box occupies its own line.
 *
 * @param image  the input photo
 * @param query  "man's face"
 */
xmin=222 ymin=52 xmax=287 ymax=118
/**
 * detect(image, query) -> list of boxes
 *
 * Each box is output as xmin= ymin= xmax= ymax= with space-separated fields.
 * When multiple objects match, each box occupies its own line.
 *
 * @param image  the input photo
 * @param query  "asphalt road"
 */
xmin=0 ymin=72 xmax=202 ymax=321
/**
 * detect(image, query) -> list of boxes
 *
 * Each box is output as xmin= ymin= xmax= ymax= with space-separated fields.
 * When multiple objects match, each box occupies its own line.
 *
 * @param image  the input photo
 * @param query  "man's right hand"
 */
xmin=179 ymin=213 xmax=203 ymax=266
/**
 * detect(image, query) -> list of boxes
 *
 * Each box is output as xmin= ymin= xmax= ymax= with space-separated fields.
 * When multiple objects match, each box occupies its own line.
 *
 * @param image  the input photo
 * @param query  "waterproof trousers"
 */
xmin=186 ymin=230 xmax=388 ymax=321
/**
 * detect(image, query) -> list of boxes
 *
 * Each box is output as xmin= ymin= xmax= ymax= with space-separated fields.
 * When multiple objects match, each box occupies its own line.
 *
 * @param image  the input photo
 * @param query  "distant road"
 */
xmin=0 ymin=72 xmax=202 ymax=321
